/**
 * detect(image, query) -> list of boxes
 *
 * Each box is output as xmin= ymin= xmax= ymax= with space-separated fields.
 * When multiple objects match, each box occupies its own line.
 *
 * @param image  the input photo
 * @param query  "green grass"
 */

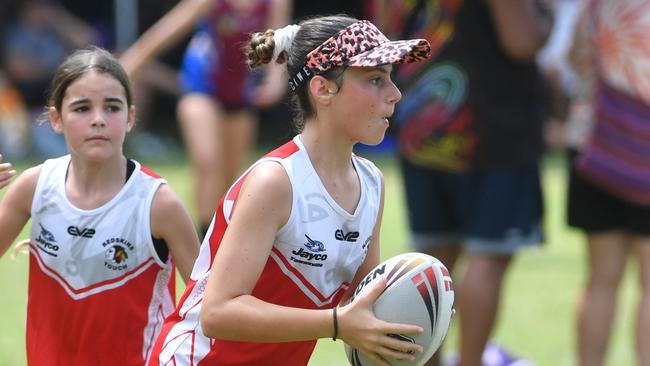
xmin=0 ymin=153 xmax=639 ymax=365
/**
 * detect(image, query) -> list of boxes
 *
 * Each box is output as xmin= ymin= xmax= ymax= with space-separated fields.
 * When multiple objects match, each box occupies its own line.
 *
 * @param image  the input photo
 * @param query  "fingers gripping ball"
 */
xmin=345 ymin=253 xmax=455 ymax=366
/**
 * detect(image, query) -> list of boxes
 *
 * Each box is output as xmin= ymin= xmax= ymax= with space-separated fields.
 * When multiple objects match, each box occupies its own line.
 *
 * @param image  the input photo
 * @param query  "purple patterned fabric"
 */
xmin=576 ymin=80 xmax=650 ymax=205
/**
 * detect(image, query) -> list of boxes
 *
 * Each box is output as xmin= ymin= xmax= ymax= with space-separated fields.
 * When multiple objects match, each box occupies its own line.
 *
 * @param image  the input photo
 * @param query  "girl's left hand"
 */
xmin=0 ymin=154 xmax=16 ymax=189
xmin=337 ymin=277 xmax=424 ymax=366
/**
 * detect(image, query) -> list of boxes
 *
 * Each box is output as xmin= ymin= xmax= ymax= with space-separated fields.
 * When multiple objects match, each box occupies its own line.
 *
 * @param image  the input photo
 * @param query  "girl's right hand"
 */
xmin=337 ymin=276 xmax=424 ymax=366
xmin=0 ymin=155 xmax=16 ymax=189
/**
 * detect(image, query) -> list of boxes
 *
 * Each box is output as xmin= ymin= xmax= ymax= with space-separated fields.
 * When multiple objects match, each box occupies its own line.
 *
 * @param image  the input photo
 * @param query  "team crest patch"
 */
xmin=102 ymin=237 xmax=134 ymax=271
xmin=104 ymin=245 xmax=129 ymax=270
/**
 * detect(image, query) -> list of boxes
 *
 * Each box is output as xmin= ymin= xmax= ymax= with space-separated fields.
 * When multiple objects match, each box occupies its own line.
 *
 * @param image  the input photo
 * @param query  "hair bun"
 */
xmin=272 ymin=24 xmax=300 ymax=61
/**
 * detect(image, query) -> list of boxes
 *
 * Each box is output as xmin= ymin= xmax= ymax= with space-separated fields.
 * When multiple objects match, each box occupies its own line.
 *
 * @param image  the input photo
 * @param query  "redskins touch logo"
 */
xmin=104 ymin=245 xmax=129 ymax=271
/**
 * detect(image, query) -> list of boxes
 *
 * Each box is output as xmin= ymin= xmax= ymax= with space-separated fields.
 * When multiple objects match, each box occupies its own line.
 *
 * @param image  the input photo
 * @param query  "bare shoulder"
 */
xmin=240 ymin=160 xmax=291 ymax=200
xmin=151 ymin=183 xmax=182 ymax=211
xmin=10 ymin=165 xmax=42 ymax=197
xmin=0 ymin=164 xmax=43 ymax=215
xmin=150 ymin=183 xmax=190 ymax=227
xmin=231 ymin=160 xmax=292 ymax=228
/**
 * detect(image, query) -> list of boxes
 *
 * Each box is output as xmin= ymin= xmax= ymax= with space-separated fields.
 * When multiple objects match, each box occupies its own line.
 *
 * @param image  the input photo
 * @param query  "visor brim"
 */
xmin=346 ymin=39 xmax=431 ymax=67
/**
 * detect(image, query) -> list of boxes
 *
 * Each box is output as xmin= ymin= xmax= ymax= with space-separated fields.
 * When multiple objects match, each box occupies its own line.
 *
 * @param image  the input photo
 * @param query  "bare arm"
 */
xmin=0 ymin=166 xmax=40 ymax=258
xmin=46 ymin=2 xmax=101 ymax=48
xmin=0 ymin=155 xmax=16 ymax=189
xmin=568 ymin=1 xmax=595 ymax=81
xmin=119 ymin=0 xmax=212 ymax=76
xmin=199 ymin=163 xmax=420 ymax=365
xmin=150 ymin=184 xmax=200 ymax=283
xmin=485 ymin=0 xmax=554 ymax=61
xmin=252 ymin=0 xmax=292 ymax=107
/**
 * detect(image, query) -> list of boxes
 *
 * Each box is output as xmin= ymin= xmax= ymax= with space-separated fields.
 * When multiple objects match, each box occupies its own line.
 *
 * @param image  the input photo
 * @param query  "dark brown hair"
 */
xmin=47 ymin=46 xmax=133 ymax=112
xmin=246 ymin=15 xmax=357 ymax=132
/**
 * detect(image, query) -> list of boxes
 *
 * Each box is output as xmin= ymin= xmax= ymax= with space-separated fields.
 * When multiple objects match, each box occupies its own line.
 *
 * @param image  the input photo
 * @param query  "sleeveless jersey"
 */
xmin=149 ymin=135 xmax=383 ymax=365
xmin=27 ymin=155 xmax=176 ymax=366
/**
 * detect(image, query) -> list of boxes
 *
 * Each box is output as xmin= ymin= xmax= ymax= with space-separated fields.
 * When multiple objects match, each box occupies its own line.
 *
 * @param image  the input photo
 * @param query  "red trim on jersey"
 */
xmin=30 ymin=244 xmax=156 ymax=296
xmin=262 ymin=140 xmax=300 ymax=159
xmin=224 ymin=140 xmax=300 ymax=209
xmin=144 ymin=303 xmax=168 ymax=362
xmin=178 ymin=297 xmax=203 ymax=320
xmin=271 ymin=246 xmax=350 ymax=304
xmin=27 ymin=254 xmax=172 ymax=365
xmin=140 ymin=165 xmax=162 ymax=179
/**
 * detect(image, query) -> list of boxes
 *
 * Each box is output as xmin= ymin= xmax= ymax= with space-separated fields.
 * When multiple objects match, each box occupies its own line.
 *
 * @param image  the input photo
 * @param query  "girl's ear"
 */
xmin=48 ymin=107 xmax=64 ymax=134
xmin=308 ymin=75 xmax=336 ymax=106
xmin=126 ymin=105 xmax=136 ymax=133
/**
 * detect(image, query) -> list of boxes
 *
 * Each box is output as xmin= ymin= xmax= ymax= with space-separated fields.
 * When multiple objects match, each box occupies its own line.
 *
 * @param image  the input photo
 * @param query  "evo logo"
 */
xmin=67 ymin=226 xmax=96 ymax=238
xmin=335 ymin=229 xmax=359 ymax=242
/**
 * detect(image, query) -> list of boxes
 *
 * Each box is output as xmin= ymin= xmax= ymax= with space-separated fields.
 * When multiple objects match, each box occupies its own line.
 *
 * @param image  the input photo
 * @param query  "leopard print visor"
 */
xmin=288 ymin=20 xmax=431 ymax=91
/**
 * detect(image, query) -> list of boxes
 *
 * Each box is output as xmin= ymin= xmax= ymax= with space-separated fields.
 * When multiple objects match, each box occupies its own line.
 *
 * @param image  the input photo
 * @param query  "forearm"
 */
xmin=120 ymin=0 xmax=209 ymax=74
xmin=200 ymin=294 xmax=334 ymax=342
xmin=486 ymin=0 xmax=553 ymax=60
xmin=48 ymin=3 xmax=99 ymax=47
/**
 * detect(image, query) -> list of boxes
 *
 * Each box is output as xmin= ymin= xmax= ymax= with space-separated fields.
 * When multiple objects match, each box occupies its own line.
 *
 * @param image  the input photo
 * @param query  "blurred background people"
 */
xmin=1 ymin=0 xmax=102 ymax=158
xmin=0 ymin=71 xmax=30 ymax=160
xmin=120 ymin=0 xmax=291 ymax=237
xmin=563 ymin=1 xmax=650 ymax=365
xmin=386 ymin=1 xmax=553 ymax=365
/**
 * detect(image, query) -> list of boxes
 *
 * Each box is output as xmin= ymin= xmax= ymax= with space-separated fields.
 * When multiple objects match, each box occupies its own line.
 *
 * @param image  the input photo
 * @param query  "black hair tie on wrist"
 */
xmin=332 ymin=307 xmax=338 ymax=341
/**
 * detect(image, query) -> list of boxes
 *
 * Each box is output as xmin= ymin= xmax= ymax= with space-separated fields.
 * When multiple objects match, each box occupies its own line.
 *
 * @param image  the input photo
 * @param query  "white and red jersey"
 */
xmin=150 ymin=136 xmax=382 ymax=366
xmin=28 ymin=155 xmax=175 ymax=366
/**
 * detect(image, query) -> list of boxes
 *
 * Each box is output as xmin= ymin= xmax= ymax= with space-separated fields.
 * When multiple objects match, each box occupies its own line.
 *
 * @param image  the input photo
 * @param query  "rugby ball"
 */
xmin=345 ymin=252 xmax=455 ymax=366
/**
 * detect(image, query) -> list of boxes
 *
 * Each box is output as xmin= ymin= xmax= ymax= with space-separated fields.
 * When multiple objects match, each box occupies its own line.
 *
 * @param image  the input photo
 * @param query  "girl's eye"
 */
xmin=106 ymin=105 xmax=121 ymax=112
xmin=73 ymin=106 xmax=89 ymax=113
xmin=370 ymin=77 xmax=382 ymax=85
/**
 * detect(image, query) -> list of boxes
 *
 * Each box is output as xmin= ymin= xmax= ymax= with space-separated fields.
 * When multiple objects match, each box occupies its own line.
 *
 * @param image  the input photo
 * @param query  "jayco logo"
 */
xmin=290 ymin=235 xmax=328 ymax=267
xmin=292 ymin=248 xmax=328 ymax=261
xmin=67 ymin=226 xmax=96 ymax=238
xmin=35 ymin=224 xmax=59 ymax=257
xmin=335 ymin=229 xmax=359 ymax=242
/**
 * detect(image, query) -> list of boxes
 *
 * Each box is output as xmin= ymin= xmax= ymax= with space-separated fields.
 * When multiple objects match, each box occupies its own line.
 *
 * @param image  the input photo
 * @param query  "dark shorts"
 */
xmin=567 ymin=150 xmax=650 ymax=235
xmin=400 ymin=159 xmax=544 ymax=254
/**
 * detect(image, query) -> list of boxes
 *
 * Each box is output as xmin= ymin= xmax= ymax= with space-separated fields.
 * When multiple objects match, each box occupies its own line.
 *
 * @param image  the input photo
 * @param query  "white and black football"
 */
xmin=345 ymin=252 xmax=455 ymax=366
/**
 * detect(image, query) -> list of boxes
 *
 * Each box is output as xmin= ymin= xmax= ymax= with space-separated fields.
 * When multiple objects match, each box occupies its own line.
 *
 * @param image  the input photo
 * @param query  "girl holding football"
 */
xmin=0 ymin=46 xmax=199 ymax=365
xmin=148 ymin=14 xmax=432 ymax=366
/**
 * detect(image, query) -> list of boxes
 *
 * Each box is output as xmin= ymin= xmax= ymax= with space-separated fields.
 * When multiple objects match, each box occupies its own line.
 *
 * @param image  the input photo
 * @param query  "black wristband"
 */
xmin=332 ymin=307 xmax=338 ymax=341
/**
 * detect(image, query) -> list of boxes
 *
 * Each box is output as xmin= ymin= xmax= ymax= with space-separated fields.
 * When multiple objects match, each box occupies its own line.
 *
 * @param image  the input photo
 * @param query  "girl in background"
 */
xmin=0 ymin=47 xmax=199 ymax=365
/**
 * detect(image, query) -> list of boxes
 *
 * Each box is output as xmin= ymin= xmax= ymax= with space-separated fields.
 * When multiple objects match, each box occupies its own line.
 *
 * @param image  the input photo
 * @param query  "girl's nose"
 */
xmin=91 ymin=112 xmax=106 ymax=127
xmin=387 ymin=81 xmax=402 ymax=104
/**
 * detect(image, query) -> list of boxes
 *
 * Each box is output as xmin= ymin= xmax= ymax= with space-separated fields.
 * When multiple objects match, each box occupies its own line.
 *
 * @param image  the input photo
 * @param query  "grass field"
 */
xmin=0 ymin=152 xmax=639 ymax=365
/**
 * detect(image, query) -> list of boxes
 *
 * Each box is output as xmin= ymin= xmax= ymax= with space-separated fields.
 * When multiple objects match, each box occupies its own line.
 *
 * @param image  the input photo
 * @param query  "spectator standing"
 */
xmin=566 ymin=1 xmax=650 ymax=365
xmin=389 ymin=1 xmax=553 ymax=365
